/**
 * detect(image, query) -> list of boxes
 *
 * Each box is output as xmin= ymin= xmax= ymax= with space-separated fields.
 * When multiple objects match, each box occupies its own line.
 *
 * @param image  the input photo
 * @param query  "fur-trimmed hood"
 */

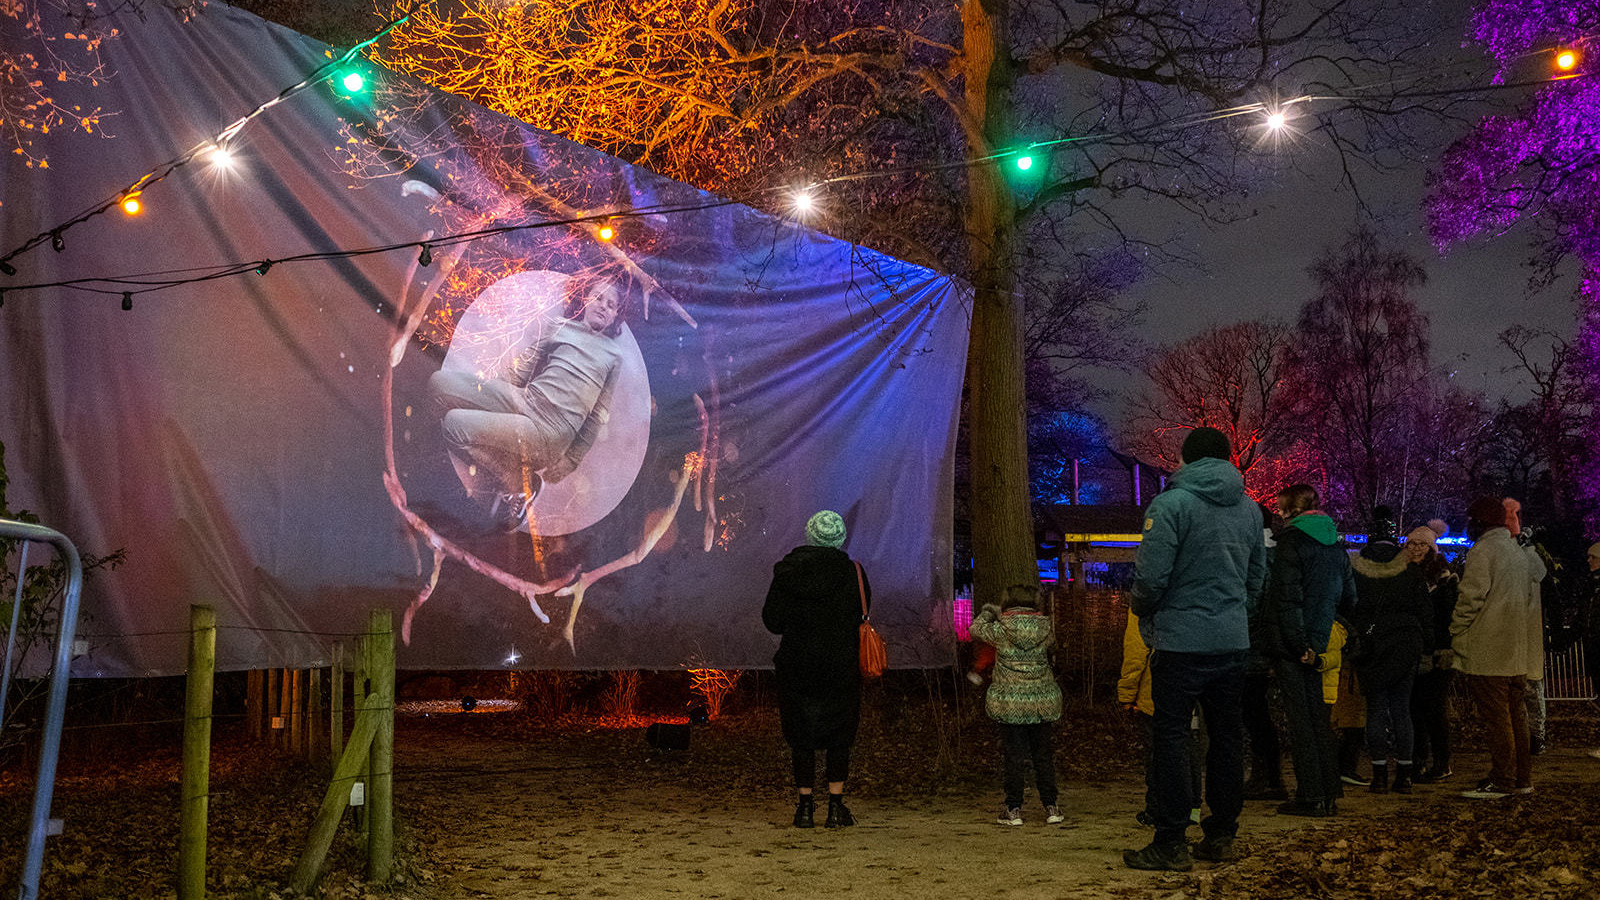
xmin=1351 ymin=550 xmax=1411 ymax=579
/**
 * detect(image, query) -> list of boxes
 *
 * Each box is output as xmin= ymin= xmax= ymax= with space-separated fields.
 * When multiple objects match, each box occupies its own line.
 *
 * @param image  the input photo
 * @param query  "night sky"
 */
xmin=1108 ymin=0 xmax=1579 ymax=416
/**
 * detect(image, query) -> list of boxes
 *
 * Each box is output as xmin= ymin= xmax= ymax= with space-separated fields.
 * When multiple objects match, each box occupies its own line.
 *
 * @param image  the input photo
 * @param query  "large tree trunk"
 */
xmin=962 ymin=0 xmax=1036 ymax=604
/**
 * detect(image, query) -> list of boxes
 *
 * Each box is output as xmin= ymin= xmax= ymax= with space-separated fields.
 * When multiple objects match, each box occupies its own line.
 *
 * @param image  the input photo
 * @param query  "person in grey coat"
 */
xmin=1452 ymin=496 xmax=1547 ymax=799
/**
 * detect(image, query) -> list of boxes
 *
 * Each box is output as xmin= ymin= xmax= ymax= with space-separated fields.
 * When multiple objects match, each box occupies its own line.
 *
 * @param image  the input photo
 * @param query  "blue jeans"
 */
xmin=1148 ymin=650 xmax=1247 ymax=848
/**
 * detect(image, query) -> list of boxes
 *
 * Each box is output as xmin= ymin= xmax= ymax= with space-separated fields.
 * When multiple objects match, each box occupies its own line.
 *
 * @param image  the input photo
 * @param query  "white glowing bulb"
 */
xmin=210 ymin=146 xmax=235 ymax=169
xmin=792 ymin=189 xmax=816 ymax=214
xmin=1265 ymin=112 xmax=1286 ymax=130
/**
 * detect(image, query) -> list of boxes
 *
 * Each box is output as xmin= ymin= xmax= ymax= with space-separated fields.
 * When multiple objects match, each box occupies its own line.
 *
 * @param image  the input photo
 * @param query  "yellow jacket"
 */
xmin=1118 ymin=611 xmax=1154 ymax=715
xmin=1122 ymin=610 xmax=1342 ymax=709
xmin=1318 ymin=620 xmax=1348 ymax=704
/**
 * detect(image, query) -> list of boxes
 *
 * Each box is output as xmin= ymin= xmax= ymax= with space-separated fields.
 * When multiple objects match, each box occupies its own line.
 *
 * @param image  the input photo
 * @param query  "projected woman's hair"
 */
xmin=426 ymin=266 xmax=651 ymax=535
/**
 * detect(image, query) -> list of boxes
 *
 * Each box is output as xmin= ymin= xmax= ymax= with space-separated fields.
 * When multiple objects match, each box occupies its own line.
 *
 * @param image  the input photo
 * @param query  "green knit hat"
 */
xmin=805 ymin=510 xmax=847 ymax=548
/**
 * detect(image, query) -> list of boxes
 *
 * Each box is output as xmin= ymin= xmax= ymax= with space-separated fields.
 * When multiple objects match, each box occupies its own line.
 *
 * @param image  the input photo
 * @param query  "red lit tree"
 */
xmin=1121 ymin=320 xmax=1295 ymax=488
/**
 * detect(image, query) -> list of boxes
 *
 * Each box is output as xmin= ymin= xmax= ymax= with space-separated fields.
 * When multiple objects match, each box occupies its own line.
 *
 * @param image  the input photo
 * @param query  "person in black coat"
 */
xmin=1258 ymin=485 xmax=1355 ymax=818
xmin=762 ymin=509 xmax=870 ymax=828
xmin=1350 ymin=525 xmax=1434 ymax=794
xmin=1411 ymin=528 xmax=1460 ymax=782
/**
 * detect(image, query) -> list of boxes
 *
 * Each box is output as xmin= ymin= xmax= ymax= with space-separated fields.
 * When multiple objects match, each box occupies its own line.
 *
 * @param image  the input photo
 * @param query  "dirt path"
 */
xmin=397 ymin=719 xmax=1600 ymax=900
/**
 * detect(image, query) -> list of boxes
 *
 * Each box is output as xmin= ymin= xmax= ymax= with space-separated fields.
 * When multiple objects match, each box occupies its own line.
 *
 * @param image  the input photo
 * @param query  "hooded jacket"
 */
xmin=1260 ymin=513 xmax=1355 ymax=660
xmin=1130 ymin=456 xmax=1268 ymax=653
xmin=1451 ymin=527 xmax=1547 ymax=677
xmin=970 ymin=605 xmax=1062 ymax=724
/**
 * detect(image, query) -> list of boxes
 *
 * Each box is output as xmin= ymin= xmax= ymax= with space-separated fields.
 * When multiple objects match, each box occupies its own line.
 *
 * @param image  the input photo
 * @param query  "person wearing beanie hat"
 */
xmin=1123 ymin=427 xmax=1265 ymax=871
xmin=1465 ymin=496 xmax=1507 ymax=535
xmin=1502 ymin=498 xmax=1522 ymax=537
xmin=1180 ymin=426 xmax=1233 ymax=464
xmin=1451 ymin=497 xmax=1547 ymax=799
xmin=763 ymin=511 xmax=870 ymax=828
xmin=805 ymin=510 xmax=847 ymax=548
xmin=1428 ymin=519 xmax=1450 ymax=540
xmin=1348 ymin=517 xmax=1432 ymax=796
xmin=1367 ymin=505 xmax=1398 ymax=546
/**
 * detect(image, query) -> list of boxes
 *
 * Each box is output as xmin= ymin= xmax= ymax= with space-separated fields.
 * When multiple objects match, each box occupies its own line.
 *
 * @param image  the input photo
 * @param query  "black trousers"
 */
xmin=1241 ymin=671 xmax=1282 ymax=784
xmin=1278 ymin=661 xmax=1340 ymax=804
xmin=1149 ymin=650 xmax=1246 ymax=848
xmin=1411 ymin=667 xmax=1453 ymax=769
xmin=1000 ymin=722 xmax=1059 ymax=808
xmin=792 ymin=746 xmax=851 ymax=789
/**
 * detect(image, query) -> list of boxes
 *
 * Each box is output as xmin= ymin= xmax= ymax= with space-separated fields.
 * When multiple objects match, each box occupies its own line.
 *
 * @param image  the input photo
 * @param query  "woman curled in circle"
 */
xmin=427 ymin=272 xmax=625 ymax=531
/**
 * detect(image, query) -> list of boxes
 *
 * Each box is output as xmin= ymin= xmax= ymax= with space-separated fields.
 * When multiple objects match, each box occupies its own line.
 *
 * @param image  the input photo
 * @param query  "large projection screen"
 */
xmin=0 ymin=4 xmax=970 ymax=675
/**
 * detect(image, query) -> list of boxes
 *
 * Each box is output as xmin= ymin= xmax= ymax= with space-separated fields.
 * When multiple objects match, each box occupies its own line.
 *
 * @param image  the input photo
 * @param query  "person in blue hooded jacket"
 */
xmin=1121 ymin=427 xmax=1267 ymax=873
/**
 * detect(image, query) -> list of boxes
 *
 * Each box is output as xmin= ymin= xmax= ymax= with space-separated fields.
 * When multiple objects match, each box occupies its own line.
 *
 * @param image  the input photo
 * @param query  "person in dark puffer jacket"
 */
xmin=1259 ymin=484 xmax=1355 ymax=818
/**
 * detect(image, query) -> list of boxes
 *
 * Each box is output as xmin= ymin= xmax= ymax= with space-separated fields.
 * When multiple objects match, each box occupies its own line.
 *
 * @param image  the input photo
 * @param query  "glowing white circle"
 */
xmin=441 ymin=269 xmax=651 ymax=536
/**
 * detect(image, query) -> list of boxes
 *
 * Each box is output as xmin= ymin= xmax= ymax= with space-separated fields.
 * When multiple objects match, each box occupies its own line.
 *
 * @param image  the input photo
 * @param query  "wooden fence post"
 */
xmin=289 ymin=669 xmax=304 ymax=757
xmin=265 ymin=667 xmax=279 ymax=746
xmin=308 ymin=668 xmax=322 ymax=761
xmin=287 ymin=695 xmax=379 ymax=893
xmin=246 ymin=669 xmax=262 ymax=740
xmin=330 ymin=642 xmax=344 ymax=772
xmin=353 ymin=633 xmax=370 ymax=835
xmin=367 ymin=609 xmax=395 ymax=883
xmin=178 ymin=605 xmax=216 ymax=900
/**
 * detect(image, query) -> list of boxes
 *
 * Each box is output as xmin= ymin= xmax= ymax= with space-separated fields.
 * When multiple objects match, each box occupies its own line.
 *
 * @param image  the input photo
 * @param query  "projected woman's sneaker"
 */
xmin=427 ymin=269 xmax=651 ymax=536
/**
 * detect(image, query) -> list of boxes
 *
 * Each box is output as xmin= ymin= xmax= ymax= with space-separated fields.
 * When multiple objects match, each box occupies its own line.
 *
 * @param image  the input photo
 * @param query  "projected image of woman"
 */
xmin=427 ymin=274 xmax=625 ymax=531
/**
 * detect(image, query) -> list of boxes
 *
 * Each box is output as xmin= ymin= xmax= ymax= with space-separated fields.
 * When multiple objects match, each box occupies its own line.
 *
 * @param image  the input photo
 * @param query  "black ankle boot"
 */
xmin=793 ymin=795 xmax=815 ymax=828
xmin=825 ymin=794 xmax=854 ymax=828
xmin=1369 ymin=764 xmax=1389 ymax=794
xmin=1392 ymin=764 xmax=1414 ymax=794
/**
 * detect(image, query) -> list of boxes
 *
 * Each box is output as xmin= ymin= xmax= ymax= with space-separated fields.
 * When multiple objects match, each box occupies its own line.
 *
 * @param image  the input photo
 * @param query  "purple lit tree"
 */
xmin=1425 ymin=0 xmax=1600 ymax=527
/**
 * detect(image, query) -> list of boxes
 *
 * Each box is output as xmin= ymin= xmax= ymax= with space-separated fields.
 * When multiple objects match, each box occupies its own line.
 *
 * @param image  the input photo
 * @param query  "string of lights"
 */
xmin=0 ymin=11 xmax=414 ymax=276
xmin=0 ymin=21 xmax=1590 ymax=305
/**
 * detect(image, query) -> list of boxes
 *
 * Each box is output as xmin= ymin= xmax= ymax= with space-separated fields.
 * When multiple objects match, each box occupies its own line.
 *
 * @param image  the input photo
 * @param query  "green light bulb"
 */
xmin=1015 ymin=155 xmax=1034 ymax=171
xmin=341 ymin=71 xmax=366 ymax=93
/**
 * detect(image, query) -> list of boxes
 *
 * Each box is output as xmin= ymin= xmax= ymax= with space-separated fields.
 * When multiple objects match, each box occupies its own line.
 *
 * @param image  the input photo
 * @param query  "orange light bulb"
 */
xmin=597 ymin=225 xmax=615 ymax=241
xmin=1556 ymin=49 xmax=1578 ymax=70
xmin=120 ymin=192 xmax=143 ymax=215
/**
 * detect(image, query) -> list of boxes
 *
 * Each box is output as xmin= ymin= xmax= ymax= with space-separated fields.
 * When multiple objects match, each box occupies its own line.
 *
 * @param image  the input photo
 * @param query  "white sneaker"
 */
xmin=996 ymin=806 xmax=1023 ymax=826
xmin=1513 ymin=786 xmax=1535 ymax=795
xmin=1045 ymin=805 xmax=1065 ymax=824
xmin=1461 ymin=781 xmax=1510 ymax=800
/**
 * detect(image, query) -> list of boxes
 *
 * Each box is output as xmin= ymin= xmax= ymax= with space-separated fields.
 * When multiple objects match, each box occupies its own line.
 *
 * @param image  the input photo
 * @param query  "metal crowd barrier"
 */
xmin=1544 ymin=642 xmax=1597 ymax=702
xmin=0 ymin=519 xmax=84 ymax=900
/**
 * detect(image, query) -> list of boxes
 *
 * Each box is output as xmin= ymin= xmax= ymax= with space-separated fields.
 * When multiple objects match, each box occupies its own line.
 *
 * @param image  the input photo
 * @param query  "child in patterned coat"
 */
xmin=970 ymin=583 xmax=1064 ymax=825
